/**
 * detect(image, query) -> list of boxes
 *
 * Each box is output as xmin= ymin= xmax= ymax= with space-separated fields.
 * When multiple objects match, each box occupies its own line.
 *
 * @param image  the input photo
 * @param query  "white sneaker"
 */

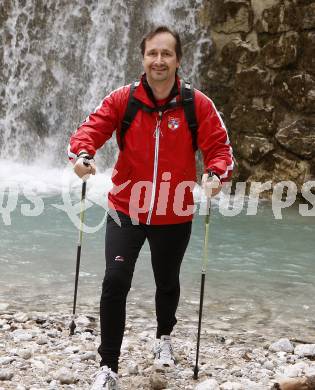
xmin=90 ymin=366 xmax=119 ymax=390
xmin=153 ymin=335 xmax=176 ymax=368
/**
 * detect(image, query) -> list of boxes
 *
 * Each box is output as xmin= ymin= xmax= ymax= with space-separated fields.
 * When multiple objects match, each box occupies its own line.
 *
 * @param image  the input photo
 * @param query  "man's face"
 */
xmin=143 ymin=32 xmax=180 ymax=84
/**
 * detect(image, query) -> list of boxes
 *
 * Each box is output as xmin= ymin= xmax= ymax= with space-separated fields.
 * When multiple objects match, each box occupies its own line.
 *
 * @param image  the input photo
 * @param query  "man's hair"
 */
xmin=140 ymin=26 xmax=182 ymax=61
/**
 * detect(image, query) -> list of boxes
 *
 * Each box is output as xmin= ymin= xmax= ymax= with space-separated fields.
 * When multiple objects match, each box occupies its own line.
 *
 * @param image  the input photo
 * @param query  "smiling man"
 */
xmin=68 ymin=26 xmax=234 ymax=390
xmin=143 ymin=31 xmax=179 ymax=90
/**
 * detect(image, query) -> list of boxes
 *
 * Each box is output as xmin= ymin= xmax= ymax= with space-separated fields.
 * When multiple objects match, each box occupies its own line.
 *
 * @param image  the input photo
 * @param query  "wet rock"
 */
xmin=301 ymin=3 xmax=315 ymax=29
xmin=274 ymin=71 xmax=315 ymax=113
xmin=149 ymin=372 xmax=167 ymax=389
xmin=235 ymin=66 xmax=272 ymax=97
xmin=195 ymin=378 xmax=220 ymax=390
xmin=257 ymin=2 xmax=301 ymax=33
xmin=211 ymin=0 xmax=253 ymax=33
xmin=230 ymin=104 xmax=275 ymax=136
xmin=234 ymin=135 xmax=274 ymax=164
xmin=300 ymin=32 xmax=315 ymax=76
xmin=275 ymin=120 xmax=315 ymax=159
xmin=273 ymin=154 xmax=310 ymax=184
xmin=261 ymin=32 xmax=299 ymax=69
xmin=269 ymin=339 xmax=294 ymax=353
xmin=0 ymin=368 xmax=14 ymax=380
xmin=221 ymin=38 xmax=258 ymax=68
xmin=294 ymin=344 xmax=315 ymax=358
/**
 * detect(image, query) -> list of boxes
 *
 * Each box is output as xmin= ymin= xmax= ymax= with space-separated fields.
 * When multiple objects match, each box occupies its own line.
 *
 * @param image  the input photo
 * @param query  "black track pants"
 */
xmin=98 ymin=211 xmax=192 ymax=372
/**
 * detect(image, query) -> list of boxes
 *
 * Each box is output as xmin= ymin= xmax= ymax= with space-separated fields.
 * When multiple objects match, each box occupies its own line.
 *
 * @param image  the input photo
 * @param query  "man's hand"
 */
xmin=201 ymin=172 xmax=222 ymax=197
xmin=73 ymin=156 xmax=96 ymax=179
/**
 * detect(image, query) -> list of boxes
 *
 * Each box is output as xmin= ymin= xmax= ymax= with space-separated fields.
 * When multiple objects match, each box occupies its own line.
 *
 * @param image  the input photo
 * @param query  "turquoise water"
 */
xmin=1 ymin=162 xmax=315 ymax=339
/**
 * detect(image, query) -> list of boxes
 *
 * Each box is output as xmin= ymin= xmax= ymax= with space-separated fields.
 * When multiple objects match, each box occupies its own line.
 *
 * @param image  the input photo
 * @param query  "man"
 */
xmin=68 ymin=26 xmax=233 ymax=390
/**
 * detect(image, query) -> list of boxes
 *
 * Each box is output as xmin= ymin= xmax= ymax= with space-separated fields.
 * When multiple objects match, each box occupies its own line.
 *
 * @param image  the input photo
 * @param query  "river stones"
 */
xmin=1 ymin=311 xmax=315 ymax=388
xmin=269 ymin=339 xmax=294 ymax=353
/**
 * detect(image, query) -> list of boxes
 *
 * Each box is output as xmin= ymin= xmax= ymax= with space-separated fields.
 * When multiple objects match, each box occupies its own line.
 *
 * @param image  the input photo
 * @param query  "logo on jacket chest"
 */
xmin=167 ymin=116 xmax=180 ymax=131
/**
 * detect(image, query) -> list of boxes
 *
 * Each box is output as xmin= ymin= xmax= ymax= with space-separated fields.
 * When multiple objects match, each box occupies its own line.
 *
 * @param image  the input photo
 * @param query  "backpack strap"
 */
xmin=119 ymin=81 xmax=140 ymax=150
xmin=180 ymin=80 xmax=198 ymax=151
xmin=119 ymin=80 xmax=198 ymax=151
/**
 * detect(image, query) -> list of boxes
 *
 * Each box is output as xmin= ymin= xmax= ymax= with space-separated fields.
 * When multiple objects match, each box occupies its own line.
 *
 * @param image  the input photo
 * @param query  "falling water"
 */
xmin=0 ymin=0 xmax=210 ymax=166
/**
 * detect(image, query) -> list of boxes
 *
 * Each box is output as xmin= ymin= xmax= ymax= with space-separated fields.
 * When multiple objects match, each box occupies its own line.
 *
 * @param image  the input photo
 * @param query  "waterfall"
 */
xmin=0 ymin=0 xmax=210 ymax=167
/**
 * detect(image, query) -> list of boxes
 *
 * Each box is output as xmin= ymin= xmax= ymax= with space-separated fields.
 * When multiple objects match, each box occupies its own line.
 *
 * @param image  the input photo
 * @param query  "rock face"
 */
xmin=276 ymin=120 xmax=315 ymax=159
xmin=200 ymin=0 xmax=315 ymax=194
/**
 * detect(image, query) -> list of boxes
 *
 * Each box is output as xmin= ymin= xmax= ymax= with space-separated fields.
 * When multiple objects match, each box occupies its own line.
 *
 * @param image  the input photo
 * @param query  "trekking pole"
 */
xmin=193 ymin=196 xmax=211 ymax=379
xmin=69 ymin=179 xmax=87 ymax=336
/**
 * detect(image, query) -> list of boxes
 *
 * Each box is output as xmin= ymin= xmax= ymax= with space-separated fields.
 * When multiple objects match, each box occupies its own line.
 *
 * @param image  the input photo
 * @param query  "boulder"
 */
xmin=235 ymin=66 xmax=272 ymax=97
xmin=248 ymin=153 xmax=310 ymax=185
xmin=274 ymin=72 xmax=315 ymax=113
xmin=269 ymin=338 xmax=294 ymax=353
xmin=234 ymin=135 xmax=274 ymax=163
xmin=257 ymin=2 xmax=301 ymax=33
xmin=221 ymin=38 xmax=258 ymax=68
xmin=206 ymin=65 xmax=233 ymax=106
xmin=300 ymin=32 xmax=315 ymax=76
xmin=211 ymin=0 xmax=253 ymax=33
xmin=294 ymin=344 xmax=315 ymax=358
xmin=230 ymin=104 xmax=275 ymax=135
xmin=301 ymin=3 xmax=315 ymax=29
xmin=261 ymin=32 xmax=299 ymax=68
xmin=276 ymin=119 xmax=315 ymax=159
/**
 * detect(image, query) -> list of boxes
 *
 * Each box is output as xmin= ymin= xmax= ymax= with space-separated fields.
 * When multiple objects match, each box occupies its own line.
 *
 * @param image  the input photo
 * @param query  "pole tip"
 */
xmin=193 ymin=366 xmax=199 ymax=380
xmin=69 ymin=320 xmax=76 ymax=336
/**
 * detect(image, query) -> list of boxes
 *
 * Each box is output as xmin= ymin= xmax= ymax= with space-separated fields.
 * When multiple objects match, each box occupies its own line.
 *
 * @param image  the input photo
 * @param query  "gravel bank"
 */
xmin=1 ymin=309 xmax=315 ymax=389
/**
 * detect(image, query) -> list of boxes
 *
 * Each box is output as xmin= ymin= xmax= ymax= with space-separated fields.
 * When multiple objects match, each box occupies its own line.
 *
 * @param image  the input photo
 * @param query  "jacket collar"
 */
xmin=133 ymin=73 xmax=180 ymax=108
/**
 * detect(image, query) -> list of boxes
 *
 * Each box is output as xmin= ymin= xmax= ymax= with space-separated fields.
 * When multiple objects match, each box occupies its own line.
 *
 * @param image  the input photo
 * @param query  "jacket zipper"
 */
xmin=146 ymin=111 xmax=162 ymax=224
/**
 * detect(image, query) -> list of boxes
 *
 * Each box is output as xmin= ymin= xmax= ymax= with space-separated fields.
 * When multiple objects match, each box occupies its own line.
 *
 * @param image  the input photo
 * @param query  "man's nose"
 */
xmin=154 ymin=53 xmax=163 ymax=63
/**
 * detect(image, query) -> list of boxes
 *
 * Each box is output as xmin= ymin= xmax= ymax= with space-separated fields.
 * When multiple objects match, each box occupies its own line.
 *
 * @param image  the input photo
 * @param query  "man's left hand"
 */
xmin=201 ymin=173 xmax=222 ymax=197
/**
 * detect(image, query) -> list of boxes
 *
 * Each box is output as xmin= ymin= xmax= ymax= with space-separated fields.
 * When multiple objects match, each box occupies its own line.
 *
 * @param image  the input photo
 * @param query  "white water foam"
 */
xmin=1 ymin=158 xmax=113 ymax=200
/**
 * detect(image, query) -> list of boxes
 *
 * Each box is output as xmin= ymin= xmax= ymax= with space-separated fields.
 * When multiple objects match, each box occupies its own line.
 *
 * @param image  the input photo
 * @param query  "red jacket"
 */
xmin=68 ymin=76 xmax=234 ymax=224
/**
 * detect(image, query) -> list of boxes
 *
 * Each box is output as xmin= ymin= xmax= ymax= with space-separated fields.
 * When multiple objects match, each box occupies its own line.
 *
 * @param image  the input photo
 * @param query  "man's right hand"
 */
xmin=73 ymin=156 xmax=96 ymax=178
